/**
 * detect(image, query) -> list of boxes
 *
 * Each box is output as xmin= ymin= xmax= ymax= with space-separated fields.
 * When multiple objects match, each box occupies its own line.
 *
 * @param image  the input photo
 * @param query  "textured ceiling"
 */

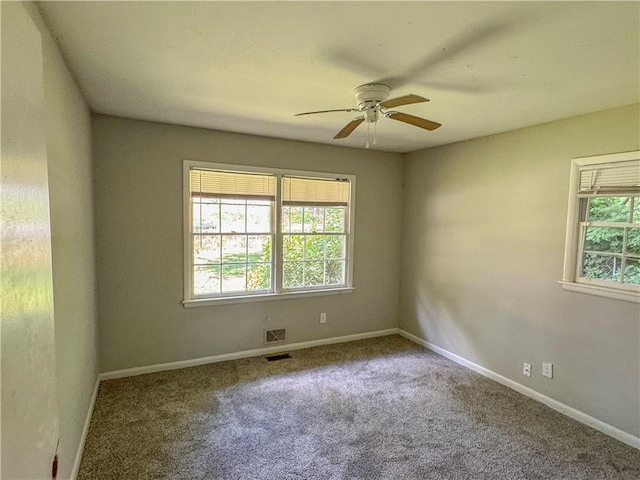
xmin=38 ymin=1 xmax=640 ymax=153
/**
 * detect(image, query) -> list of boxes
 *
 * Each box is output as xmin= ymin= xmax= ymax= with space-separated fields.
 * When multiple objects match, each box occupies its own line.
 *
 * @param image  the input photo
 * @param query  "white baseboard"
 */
xmin=71 ymin=376 xmax=100 ymax=479
xmin=98 ymin=327 xmax=639 ymax=450
xmin=398 ymin=329 xmax=640 ymax=450
xmin=100 ymin=328 xmax=400 ymax=381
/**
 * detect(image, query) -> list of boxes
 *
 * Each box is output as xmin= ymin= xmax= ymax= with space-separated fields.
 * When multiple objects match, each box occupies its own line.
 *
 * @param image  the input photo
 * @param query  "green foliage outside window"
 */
xmin=282 ymin=205 xmax=346 ymax=288
xmin=195 ymin=204 xmax=347 ymax=294
xmin=581 ymin=196 xmax=640 ymax=285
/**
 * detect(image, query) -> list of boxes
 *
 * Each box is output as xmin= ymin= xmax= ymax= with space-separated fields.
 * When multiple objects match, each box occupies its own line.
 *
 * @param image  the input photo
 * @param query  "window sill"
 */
xmin=183 ymin=287 xmax=355 ymax=308
xmin=558 ymin=281 xmax=640 ymax=304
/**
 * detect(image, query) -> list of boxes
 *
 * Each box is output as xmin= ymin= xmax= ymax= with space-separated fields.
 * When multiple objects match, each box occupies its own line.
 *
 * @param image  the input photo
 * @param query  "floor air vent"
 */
xmin=265 ymin=328 xmax=286 ymax=344
xmin=266 ymin=353 xmax=291 ymax=362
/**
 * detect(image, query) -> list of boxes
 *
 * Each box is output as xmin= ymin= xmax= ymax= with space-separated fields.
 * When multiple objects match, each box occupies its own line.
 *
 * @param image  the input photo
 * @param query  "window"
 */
xmin=184 ymin=161 xmax=355 ymax=305
xmin=281 ymin=177 xmax=349 ymax=290
xmin=189 ymin=168 xmax=276 ymax=297
xmin=561 ymin=151 xmax=640 ymax=303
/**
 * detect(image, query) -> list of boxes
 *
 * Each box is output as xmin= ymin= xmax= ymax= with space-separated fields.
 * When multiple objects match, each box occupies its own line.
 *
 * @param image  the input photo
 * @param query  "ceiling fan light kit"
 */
xmin=295 ymin=83 xmax=441 ymax=148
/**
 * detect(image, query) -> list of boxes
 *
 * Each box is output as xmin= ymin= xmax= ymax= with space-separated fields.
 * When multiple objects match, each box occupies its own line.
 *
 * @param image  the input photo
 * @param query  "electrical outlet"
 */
xmin=320 ymin=312 xmax=327 ymax=324
xmin=542 ymin=362 xmax=553 ymax=378
xmin=523 ymin=362 xmax=531 ymax=377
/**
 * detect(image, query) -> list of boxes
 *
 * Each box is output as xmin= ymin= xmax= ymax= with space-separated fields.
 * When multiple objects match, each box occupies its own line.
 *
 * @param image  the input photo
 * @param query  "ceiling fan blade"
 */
xmin=402 ymin=23 xmax=510 ymax=84
xmin=334 ymin=116 xmax=365 ymax=139
xmin=387 ymin=112 xmax=441 ymax=131
xmin=380 ymin=94 xmax=429 ymax=109
xmin=295 ymin=108 xmax=357 ymax=116
xmin=322 ymin=23 xmax=509 ymax=90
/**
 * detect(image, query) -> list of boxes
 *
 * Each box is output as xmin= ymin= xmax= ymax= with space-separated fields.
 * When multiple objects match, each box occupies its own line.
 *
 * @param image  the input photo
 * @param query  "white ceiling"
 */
xmin=38 ymin=1 xmax=639 ymax=153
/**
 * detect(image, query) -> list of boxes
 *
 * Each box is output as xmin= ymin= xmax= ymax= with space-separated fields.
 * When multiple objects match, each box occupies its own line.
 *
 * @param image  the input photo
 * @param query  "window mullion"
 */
xmin=323 ymin=233 xmax=327 ymax=285
xmin=576 ymin=222 xmax=587 ymax=279
xmin=244 ymin=201 xmax=249 ymax=291
xmin=302 ymin=233 xmax=307 ymax=287
xmin=621 ymin=198 xmax=633 ymax=284
xmin=274 ymin=173 xmax=283 ymax=294
xmin=621 ymin=226 xmax=629 ymax=284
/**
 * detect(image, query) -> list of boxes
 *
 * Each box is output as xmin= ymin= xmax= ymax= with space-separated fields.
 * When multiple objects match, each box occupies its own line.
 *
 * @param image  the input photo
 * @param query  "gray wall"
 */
xmin=39 ymin=6 xmax=99 ymax=480
xmin=1 ymin=2 xmax=98 ymax=478
xmin=1 ymin=2 xmax=59 ymax=478
xmin=92 ymin=115 xmax=403 ymax=372
xmin=400 ymin=104 xmax=640 ymax=437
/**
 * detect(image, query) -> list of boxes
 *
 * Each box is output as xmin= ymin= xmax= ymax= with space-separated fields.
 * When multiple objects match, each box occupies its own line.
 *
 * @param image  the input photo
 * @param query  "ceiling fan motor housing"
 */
xmin=355 ymin=83 xmax=390 ymax=122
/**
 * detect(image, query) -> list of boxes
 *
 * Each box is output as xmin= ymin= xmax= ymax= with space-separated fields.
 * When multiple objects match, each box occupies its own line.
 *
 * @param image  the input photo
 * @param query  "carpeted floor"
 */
xmin=78 ymin=335 xmax=640 ymax=479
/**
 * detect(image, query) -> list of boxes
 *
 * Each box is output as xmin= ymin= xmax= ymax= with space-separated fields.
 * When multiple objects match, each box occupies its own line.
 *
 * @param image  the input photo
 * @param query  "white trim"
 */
xmin=398 ymin=329 xmax=640 ymax=450
xmin=559 ymin=280 xmax=640 ymax=304
xmin=183 ymin=286 xmax=355 ymax=307
xmin=182 ymin=160 xmax=192 ymax=303
xmin=345 ymin=178 xmax=356 ymax=288
xmin=70 ymin=377 xmax=100 ymax=479
xmin=562 ymin=157 xmax=582 ymax=281
xmin=573 ymin=150 xmax=640 ymax=167
xmin=100 ymin=328 xmax=399 ymax=380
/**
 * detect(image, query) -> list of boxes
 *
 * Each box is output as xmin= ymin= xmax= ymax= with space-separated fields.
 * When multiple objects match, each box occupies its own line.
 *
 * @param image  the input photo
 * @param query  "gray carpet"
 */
xmin=78 ymin=335 xmax=640 ymax=479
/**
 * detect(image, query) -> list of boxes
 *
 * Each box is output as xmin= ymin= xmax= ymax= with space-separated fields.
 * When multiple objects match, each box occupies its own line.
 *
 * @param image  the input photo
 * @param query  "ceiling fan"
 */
xmin=295 ymin=83 xmax=441 ymax=145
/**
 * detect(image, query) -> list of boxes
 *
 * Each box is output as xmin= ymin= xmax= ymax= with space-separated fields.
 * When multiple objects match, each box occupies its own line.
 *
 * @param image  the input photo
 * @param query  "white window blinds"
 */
xmin=578 ymin=160 xmax=640 ymax=194
xmin=282 ymin=176 xmax=350 ymax=206
xmin=190 ymin=168 xmax=276 ymax=199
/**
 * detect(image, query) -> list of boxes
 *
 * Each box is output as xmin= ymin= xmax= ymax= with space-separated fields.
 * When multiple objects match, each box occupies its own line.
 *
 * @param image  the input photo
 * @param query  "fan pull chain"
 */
xmin=373 ymin=121 xmax=377 ymax=146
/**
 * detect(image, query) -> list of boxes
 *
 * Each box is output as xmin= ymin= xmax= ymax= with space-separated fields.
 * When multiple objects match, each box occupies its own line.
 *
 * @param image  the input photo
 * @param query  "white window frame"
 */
xmin=183 ymin=160 xmax=355 ymax=307
xmin=560 ymin=150 xmax=640 ymax=304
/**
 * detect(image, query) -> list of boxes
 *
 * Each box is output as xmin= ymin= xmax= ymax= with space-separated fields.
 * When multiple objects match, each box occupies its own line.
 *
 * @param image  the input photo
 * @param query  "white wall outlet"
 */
xmin=542 ymin=362 xmax=553 ymax=378
xmin=320 ymin=312 xmax=327 ymax=324
xmin=523 ymin=362 xmax=531 ymax=377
